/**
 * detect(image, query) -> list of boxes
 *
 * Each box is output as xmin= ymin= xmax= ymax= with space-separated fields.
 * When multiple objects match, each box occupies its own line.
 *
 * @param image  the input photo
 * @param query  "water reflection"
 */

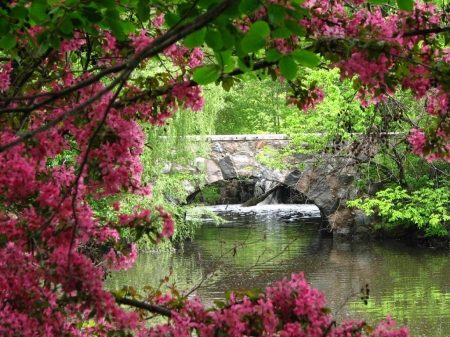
xmin=107 ymin=206 xmax=450 ymax=337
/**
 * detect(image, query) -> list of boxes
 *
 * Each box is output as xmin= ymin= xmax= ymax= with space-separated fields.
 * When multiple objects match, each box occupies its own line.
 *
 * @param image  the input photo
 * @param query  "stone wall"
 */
xmin=187 ymin=135 xmax=373 ymax=238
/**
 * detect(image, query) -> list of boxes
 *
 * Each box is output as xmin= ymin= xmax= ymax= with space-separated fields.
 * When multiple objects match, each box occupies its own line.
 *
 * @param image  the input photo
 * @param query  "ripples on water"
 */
xmin=107 ymin=204 xmax=450 ymax=337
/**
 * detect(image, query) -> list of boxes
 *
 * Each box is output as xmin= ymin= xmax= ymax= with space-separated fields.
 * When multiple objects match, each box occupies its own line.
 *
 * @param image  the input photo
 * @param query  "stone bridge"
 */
xmin=186 ymin=134 xmax=380 ymax=238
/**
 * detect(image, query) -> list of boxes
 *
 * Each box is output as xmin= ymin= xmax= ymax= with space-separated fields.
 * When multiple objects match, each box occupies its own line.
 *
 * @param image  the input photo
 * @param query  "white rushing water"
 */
xmin=187 ymin=204 xmax=322 ymax=222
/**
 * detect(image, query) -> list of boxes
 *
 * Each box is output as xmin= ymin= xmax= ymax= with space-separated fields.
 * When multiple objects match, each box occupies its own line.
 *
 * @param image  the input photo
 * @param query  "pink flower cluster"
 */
xmin=142 ymin=273 xmax=409 ymax=337
xmin=0 ymin=62 xmax=11 ymax=92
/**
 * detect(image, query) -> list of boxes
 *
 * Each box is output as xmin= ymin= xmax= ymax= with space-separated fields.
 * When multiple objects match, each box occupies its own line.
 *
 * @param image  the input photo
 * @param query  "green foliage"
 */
xmin=214 ymin=76 xmax=292 ymax=134
xmin=348 ymin=184 xmax=450 ymax=237
xmin=192 ymin=185 xmax=222 ymax=205
xmin=284 ymin=68 xmax=376 ymax=153
xmin=88 ymin=103 xmax=220 ymax=251
xmin=255 ymin=146 xmax=294 ymax=170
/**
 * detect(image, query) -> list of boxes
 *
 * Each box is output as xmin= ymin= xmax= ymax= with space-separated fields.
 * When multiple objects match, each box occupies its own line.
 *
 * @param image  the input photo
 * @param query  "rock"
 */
xmin=218 ymin=155 xmax=238 ymax=179
xmin=212 ymin=142 xmax=224 ymax=153
xmin=195 ymin=158 xmax=206 ymax=171
xmin=182 ymin=180 xmax=195 ymax=194
xmin=353 ymin=209 xmax=372 ymax=227
xmin=205 ymin=160 xmax=223 ymax=184
xmin=284 ymin=169 xmax=301 ymax=187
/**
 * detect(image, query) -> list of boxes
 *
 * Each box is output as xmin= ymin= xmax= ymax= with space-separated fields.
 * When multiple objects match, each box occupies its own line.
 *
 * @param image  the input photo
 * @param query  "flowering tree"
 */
xmin=1 ymin=0 xmax=449 ymax=335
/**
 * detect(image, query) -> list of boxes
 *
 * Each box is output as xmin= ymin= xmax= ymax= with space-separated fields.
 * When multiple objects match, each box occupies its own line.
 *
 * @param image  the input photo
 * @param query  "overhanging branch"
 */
xmin=117 ymin=297 xmax=173 ymax=317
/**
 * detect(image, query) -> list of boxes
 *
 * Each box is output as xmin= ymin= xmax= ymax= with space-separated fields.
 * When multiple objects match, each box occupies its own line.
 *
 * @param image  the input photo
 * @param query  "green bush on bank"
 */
xmin=348 ymin=184 xmax=450 ymax=237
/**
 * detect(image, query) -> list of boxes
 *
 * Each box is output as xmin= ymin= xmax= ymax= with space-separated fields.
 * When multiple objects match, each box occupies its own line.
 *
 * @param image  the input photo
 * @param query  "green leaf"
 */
xmin=60 ymin=18 xmax=73 ymax=35
xmin=0 ymin=35 xmax=16 ymax=50
xmin=239 ymin=0 xmax=260 ymax=13
xmin=82 ymin=7 xmax=103 ymax=23
xmin=279 ymin=55 xmax=297 ymax=80
xmin=137 ymin=0 xmax=150 ymax=22
xmin=106 ymin=18 xmax=125 ymax=41
xmin=70 ymin=16 xmax=85 ymax=28
xmin=65 ymin=0 xmax=79 ymax=6
xmin=397 ymin=0 xmax=413 ymax=11
xmin=193 ymin=65 xmax=220 ymax=84
xmin=105 ymin=9 xmax=120 ymax=20
xmin=268 ymin=3 xmax=286 ymax=25
xmin=249 ymin=21 xmax=271 ymax=38
xmin=29 ymin=4 xmax=50 ymax=24
xmin=165 ymin=12 xmax=180 ymax=28
xmin=238 ymin=57 xmax=252 ymax=72
xmin=49 ymin=35 xmax=61 ymax=50
xmin=94 ymin=0 xmax=116 ymax=9
xmin=266 ymin=48 xmax=282 ymax=62
xmin=121 ymin=21 xmax=136 ymax=34
xmin=223 ymin=2 xmax=240 ymax=19
xmin=184 ymin=28 xmax=206 ymax=48
xmin=287 ymin=7 xmax=311 ymax=20
xmin=285 ymin=20 xmax=306 ymax=37
xmin=205 ymin=30 xmax=223 ymax=51
xmin=241 ymin=32 xmax=266 ymax=53
xmin=224 ymin=57 xmax=236 ymax=73
xmin=198 ymin=0 xmax=221 ymax=9
xmin=220 ymin=28 xmax=235 ymax=49
xmin=368 ymin=0 xmax=387 ymax=4
xmin=272 ymin=26 xmax=292 ymax=39
xmin=10 ymin=6 xmax=28 ymax=20
xmin=290 ymin=49 xmax=321 ymax=67
xmin=0 ymin=18 xmax=10 ymax=35
xmin=214 ymin=50 xmax=230 ymax=67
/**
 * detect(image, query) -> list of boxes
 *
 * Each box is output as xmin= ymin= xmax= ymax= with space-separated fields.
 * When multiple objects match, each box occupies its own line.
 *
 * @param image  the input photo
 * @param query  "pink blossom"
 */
xmin=0 ymin=62 xmax=12 ymax=92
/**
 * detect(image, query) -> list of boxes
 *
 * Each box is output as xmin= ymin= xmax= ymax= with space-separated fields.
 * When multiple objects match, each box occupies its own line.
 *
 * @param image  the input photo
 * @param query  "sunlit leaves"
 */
xmin=193 ymin=65 xmax=221 ymax=84
xmin=279 ymin=55 xmax=298 ymax=80
xmin=214 ymin=50 xmax=230 ymax=67
xmin=266 ymin=49 xmax=282 ymax=62
xmin=397 ymin=0 xmax=413 ymax=11
xmin=205 ymin=29 xmax=223 ymax=51
xmin=290 ymin=49 xmax=321 ymax=68
xmin=249 ymin=21 xmax=270 ymax=38
xmin=241 ymin=33 xmax=266 ymax=53
xmin=184 ymin=28 xmax=207 ymax=48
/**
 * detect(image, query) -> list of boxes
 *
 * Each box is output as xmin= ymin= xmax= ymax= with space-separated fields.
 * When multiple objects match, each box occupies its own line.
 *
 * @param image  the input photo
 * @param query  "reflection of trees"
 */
xmin=108 ymin=218 xmax=450 ymax=336
xmin=314 ymin=241 xmax=450 ymax=337
xmin=105 ymin=251 xmax=204 ymax=295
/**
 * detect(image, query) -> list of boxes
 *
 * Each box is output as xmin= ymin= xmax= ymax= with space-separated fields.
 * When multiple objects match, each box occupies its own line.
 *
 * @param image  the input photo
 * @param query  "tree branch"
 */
xmin=402 ymin=26 xmax=450 ymax=37
xmin=115 ymin=60 xmax=277 ymax=107
xmin=117 ymin=297 xmax=173 ymax=317
xmin=0 ymin=0 xmax=239 ymax=152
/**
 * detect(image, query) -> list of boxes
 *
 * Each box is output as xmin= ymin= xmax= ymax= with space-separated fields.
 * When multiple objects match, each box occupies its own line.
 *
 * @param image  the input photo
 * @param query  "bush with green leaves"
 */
xmin=348 ymin=184 xmax=450 ymax=237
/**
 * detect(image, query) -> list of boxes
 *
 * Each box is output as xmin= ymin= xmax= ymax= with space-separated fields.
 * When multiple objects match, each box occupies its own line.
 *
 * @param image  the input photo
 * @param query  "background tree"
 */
xmin=1 ymin=0 xmax=450 ymax=335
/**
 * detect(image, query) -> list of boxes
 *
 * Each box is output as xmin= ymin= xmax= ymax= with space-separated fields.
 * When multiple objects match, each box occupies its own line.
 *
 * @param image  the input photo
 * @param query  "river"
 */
xmin=107 ymin=204 xmax=450 ymax=336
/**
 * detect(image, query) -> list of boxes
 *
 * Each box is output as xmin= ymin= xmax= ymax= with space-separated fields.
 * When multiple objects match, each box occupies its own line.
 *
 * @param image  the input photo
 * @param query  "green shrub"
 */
xmin=348 ymin=184 xmax=450 ymax=237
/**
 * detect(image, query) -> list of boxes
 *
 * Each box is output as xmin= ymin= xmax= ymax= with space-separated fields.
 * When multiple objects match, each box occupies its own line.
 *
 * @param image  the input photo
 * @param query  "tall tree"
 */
xmin=0 ymin=0 xmax=449 ymax=335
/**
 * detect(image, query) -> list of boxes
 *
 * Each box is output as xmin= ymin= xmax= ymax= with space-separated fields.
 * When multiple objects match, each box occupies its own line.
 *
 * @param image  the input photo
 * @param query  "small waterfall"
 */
xmin=254 ymin=178 xmax=279 ymax=205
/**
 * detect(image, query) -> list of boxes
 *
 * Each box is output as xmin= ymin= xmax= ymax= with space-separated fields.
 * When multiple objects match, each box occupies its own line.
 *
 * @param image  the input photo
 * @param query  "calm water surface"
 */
xmin=107 ymin=205 xmax=450 ymax=337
